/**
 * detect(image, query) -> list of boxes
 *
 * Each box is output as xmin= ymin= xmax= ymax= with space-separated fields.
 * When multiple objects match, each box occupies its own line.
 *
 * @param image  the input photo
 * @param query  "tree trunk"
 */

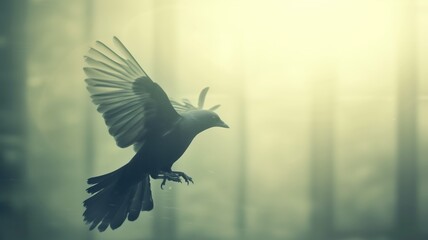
xmin=152 ymin=1 xmax=178 ymax=239
xmin=309 ymin=66 xmax=336 ymax=240
xmin=395 ymin=0 xmax=419 ymax=239
xmin=0 ymin=0 xmax=28 ymax=239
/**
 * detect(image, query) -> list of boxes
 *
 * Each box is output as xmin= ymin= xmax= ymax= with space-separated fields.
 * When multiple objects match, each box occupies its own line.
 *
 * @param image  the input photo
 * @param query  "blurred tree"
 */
xmin=235 ymin=40 xmax=248 ymax=240
xmin=232 ymin=4 xmax=248 ymax=239
xmin=152 ymin=1 xmax=178 ymax=239
xmin=0 ymin=0 xmax=28 ymax=239
xmin=25 ymin=0 xmax=89 ymax=239
xmin=84 ymin=1 xmax=94 ymax=240
xmin=309 ymin=66 xmax=336 ymax=240
xmin=395 ymin=0 xmax=419 ymax=239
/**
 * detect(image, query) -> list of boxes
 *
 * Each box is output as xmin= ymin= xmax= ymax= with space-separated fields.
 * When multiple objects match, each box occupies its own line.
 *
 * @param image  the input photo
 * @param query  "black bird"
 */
xmin=82 ymin=37 xmax=229 ymax=232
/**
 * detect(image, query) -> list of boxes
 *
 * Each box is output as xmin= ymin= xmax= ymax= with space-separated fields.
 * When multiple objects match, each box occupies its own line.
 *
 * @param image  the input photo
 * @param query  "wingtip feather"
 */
xmin=198 ymin=87 xmax=210 ymax=109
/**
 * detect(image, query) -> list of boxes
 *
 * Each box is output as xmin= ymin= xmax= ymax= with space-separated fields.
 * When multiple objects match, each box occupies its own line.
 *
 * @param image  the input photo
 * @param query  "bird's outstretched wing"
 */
xmin=84 ymin=37 xmax=180 ymax=148
xmin=171 ymin=87 xmax=221 ymax=113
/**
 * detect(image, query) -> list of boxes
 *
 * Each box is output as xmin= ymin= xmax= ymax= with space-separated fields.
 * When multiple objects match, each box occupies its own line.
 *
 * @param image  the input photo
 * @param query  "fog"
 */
xmin=1 ymin=0 xmax=427 ymax=239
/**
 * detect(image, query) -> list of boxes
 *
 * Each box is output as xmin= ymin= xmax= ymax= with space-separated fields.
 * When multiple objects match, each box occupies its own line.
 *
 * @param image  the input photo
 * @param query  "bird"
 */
xmin=82 ymin=37 xmax=229 ymax=232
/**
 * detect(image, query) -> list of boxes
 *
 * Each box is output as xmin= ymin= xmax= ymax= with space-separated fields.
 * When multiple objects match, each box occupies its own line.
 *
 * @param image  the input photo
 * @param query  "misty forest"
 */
xmin=1 ymin=0 xmax=427 ymax=239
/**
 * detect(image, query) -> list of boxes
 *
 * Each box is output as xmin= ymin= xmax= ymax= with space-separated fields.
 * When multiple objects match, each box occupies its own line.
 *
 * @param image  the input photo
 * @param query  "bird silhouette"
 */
xmin=82 ymin=37 xmax=229 ymax=232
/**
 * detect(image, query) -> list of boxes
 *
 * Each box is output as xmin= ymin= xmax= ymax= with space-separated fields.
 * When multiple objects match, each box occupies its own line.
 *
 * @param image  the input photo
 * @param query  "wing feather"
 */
xmin=113 ymin=36 xmax=147 ymax=76
xmin=84 ymin=37 xmax=180 ymax=148
xmin=171 ymin=87 xmax=221 ymax=113
xmin=87 ymin=47 xmax=136 ymax=77
xmin=84 ymin=56 xmax=134 ymax=80
xmin=84 ymin=67 xmax=131 ymax=82
xmin=86 ymin=78 xmax=132 ymax=89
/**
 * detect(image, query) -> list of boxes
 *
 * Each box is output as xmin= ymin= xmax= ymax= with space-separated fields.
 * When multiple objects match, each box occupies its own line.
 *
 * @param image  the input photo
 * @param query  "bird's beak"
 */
xmin=217 ymin=120 xmax=229 ymax=128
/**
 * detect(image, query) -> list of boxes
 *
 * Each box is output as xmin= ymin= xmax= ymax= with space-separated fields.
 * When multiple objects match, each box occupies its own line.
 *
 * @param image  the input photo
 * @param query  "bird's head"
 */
xmin=192 ymin=110 xmax=229 ymax=130
xmin=177 ymin=87 xmax=229 ymax=134
xmin=181 ymin=110 xmax=228 ymax=136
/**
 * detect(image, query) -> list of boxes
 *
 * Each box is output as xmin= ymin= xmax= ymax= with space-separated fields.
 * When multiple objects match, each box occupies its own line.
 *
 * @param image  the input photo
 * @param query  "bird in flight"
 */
xmin=82 ymin=37 xmax=229 ymax=232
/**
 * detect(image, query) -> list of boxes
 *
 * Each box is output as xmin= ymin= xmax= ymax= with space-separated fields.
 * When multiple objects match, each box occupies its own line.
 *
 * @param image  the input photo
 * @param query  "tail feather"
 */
xmin=142 ymin=176 xmax=154 ymax=210
xmin=97 ymin=207 xmax=115 ymax=232
xmin=110 ymin=186 xmax=135 ymax=229
xmin=128 ymin=181 xmax=143 ymax=221
xmin=86 ymin=178 xmax=113 ymax=194
xmin=83 ymin=165 xmax=153 ymax=231
xmin=128 ymin=175 xmax=153 ymax=221
xmin=83 ymin=185 xmax=114 ymax=222
xmin=89 ymin=211 xmax=107 ymax=230
xmin=86 ymin=166 xmax=124 ymax=194
xmin=87 ymin=166 xmax=123 ymax=184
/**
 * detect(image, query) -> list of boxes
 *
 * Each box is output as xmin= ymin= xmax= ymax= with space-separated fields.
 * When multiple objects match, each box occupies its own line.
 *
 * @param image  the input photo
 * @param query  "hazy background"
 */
xmin=1 ymin=0 xmax=427 ymax=239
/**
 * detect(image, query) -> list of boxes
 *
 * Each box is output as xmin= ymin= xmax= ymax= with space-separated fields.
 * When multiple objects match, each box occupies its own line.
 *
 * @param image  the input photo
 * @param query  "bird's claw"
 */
xmin=160 ymin=178 xmax=167 ymax=189
xmin=156 ymin=171 xmax=193 ymax=189
xmin=173 ymin=171 xmax=194 ymax=185
xmin=158 ymin=171 xmax=181 ymax=189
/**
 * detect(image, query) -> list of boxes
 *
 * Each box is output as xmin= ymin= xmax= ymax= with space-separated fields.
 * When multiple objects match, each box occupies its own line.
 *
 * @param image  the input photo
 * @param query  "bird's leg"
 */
xmin=172 ymin=171 xmax=194 ymax=185
xmin=152 ymin=171 xmax=182 ymax=189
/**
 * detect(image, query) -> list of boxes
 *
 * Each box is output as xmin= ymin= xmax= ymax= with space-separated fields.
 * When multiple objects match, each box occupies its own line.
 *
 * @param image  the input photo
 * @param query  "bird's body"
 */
xmin=133 ymin=114 xmax=197 ymax=173
xmin=82 ymin=37 xmax=228 ymax=232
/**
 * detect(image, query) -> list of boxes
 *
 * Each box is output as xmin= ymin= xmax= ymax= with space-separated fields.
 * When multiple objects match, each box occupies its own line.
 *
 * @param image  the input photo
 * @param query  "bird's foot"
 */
xmin=156 ymin=171 xmax=182 ymax=189
xmin=153 ymin=171 xmax=194 ymax=189
xmin=172 ymin=171 xmax=194 ymax=185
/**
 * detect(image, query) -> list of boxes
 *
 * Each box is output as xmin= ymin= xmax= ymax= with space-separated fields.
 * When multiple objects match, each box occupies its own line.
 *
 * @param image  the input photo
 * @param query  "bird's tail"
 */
xmin=83 ymin=163 xmax=153 ymax=231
